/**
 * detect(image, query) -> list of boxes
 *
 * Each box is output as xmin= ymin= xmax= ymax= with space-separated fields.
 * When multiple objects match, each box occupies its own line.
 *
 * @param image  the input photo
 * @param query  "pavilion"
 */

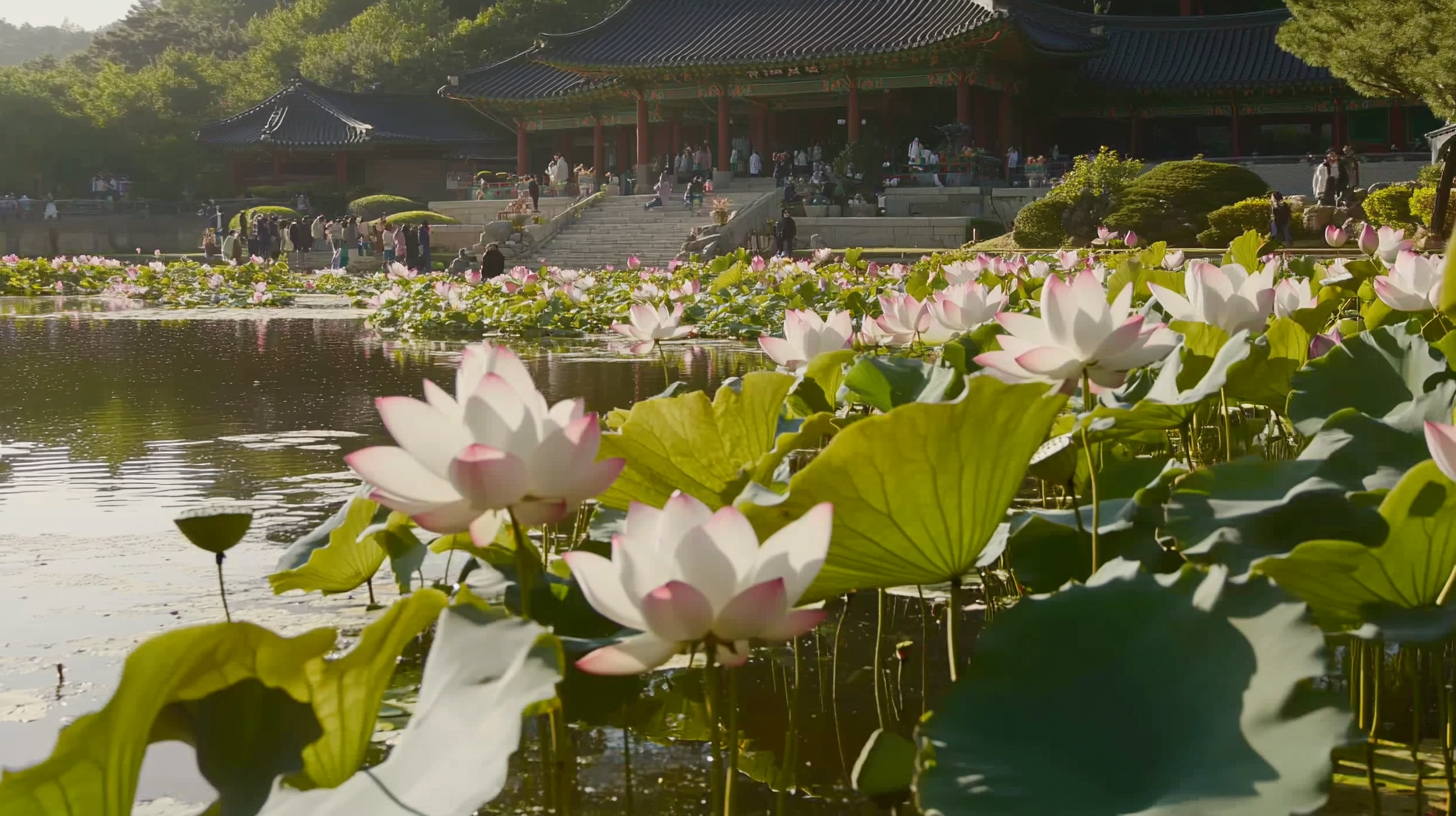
xmin=442 ymin=0 xmax=1437 ymax=189
xmin=198 ymin=78 xmax=514 ymax=201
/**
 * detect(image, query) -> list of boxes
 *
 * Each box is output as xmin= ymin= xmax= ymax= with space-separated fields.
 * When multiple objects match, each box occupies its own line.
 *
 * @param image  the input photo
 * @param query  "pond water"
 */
xmin=0 ymin=299 xmax=971 ymax=814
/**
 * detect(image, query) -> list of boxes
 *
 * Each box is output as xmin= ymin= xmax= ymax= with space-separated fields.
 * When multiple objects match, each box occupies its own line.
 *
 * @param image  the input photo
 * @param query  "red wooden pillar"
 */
xmin=1230 ymin=100 xmax=1241 ymax=157
xmin=593 ymin=118 xmax=605 ymax=177
xmin=848 ymin=83 xmax=861 ymax=143
xmin=1390 ymin=101 xmax=1406 ymax=151
xmin=1179 ymin=0 xmax=1192 ymax=13
xmin=717 ymin=91 xmax=731 ymax=171
xmin=974 ymin=88 xmax=990 ymax=150
xmin=997 ymin=91 xmax=1013 ymax=154
xmin=956 ymin=76 xmax=971 ymax=126
xmin=335 ymin=152 xmax=347 ymax=185
xmin=271 ymin=151 xmax=282 ymax=185
xmin=616 ymin=125 xmax=628 ymax=171
xmin=516 ymin=123 xmax=529 ymax=177
xmin=635 ymin=93 xmax=649 ymax=167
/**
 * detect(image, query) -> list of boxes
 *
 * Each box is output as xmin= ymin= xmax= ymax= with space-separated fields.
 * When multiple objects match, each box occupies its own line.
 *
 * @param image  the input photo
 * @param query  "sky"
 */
xmin=2 ymin=0 xmax=136 ymax=30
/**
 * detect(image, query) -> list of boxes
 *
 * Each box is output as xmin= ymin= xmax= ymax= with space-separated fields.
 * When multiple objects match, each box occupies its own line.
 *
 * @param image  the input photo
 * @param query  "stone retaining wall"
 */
xmin=795 ymin=217 xmax=972 ymax=249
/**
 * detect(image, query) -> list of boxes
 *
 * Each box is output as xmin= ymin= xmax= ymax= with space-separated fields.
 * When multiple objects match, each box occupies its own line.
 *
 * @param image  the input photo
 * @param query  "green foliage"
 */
xmin=915 ymin=562 xmax=1350 ymax=816
xmin=1362 ymin=185 xmax=1417 ymax=228
xmin=1011 ymin=196 xmax=1069 ymax=248
xmin=269 ymin=497 xmax=388 ymax=595
xmin=1411 ymin=185 xmax=1456 ymax=233
xmin=1279 ymin=0 xmax=1456 ymax=120
xmin=347 ymin=194 xmax=419 ymax=220
xmin=1198 ymin=196 xmax=1272 ymax=248
xmin=376 ymin=209 xmax=461 ymax=226
xmin=1044 ymin=145 xmax=1143 ymax=204
xmin=230 ymin=206 xmax=303 ymax=229
xmin=1104 ymin=159 xmax=1269 ymax=246
xmin=0 ymin=20 xmax=93 ymax=66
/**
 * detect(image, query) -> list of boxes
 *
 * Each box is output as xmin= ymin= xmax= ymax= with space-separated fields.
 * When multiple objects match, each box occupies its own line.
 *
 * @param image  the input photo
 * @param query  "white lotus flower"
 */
xmin=975 ymin=271 xmax=1178 ymax=392
xmin=1162 ymin=250 xmax=1185 ymax=271
xmin=1055 ymin=250 xmax=1080 ymax=272
xmin=611 ymin=302 xmax=696 ymax=354
xmin=346 ymin=343 xmax=624 ymax=534
xmin=929 ymin=282 xmax=1006 ymax=335
xmin=873 ymin=293 xmax=931 ymax=342
xmin=941 ymin=259 xmax=983 ymax=286
xmin=1273 ymin=278 xmax=1317 ymax=318
xmin=565 ymin=493 xmax=832 ymax=674
xmin=1025 ymin=260 xmax=1051 ymax=279
xmin=1148 ymin=261 xmax=1274 ymax=335
xmin=1376 ymin=226 xmax=1413 ymax=263
xmin=759 ymin=309 xmax=853 ymax=372
xmin=1374 ymin=250 xmax=1442 ymax=312
xmin=1426 ymin=422 xmax=1456 ymax=483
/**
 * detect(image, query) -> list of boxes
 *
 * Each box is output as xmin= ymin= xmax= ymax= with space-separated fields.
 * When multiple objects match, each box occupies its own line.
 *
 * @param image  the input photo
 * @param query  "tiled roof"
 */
xmin=1072 ymin=8 xmax=1335 ymax=91
xmin=449 ymin=49 xmax=612 ymax=101
xmin=539 ymin=0 xmax=1005 ymax=69
xmin=198 ymin=79 xmax=509 ymax=148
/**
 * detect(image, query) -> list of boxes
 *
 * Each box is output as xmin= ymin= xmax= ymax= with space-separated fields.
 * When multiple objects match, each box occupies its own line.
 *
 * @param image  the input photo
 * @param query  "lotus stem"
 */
xmin=367 ymin=574 xmax=376 ymax=607
xmin=918 ymin=584 xmax=929 ymax=718
xmin=1436 ymin=560 xmax=1456 ymax=607
xmin=947 ymin=578 xmax=961 ymax=683
xmin=873 ymin=589 xmax=886 ymax=729
xmin=1220 ymin=388 xmax=1233 ymax=462
xmin=215 ymin=552 xmax=232 ymax=624
xmin=623 ymin=705 xmax=635 ymax=816
xmin=726 ymin=666 xmax=739 ymax=816
xmin=1080 ymin=423 xmax=1101 ymax=575
xmin=1369 ymin=639 xmax=1383 ymax=816
xmin=656 ymin=341 xmax=671 ymax=383
xmin=508 ymin=508 xmax=536 ymax=619
xmin=777 ymin=636 xmax=802 ymax=816
xmin=830 ymin=596 xmax=850 ymax=780
xmin=1413 ymin=648 xmax=1425 ymax=815
xmin=1437 ymin=646 xmax=1454 ymax=807
xmin=703 ymin=642 xmax=725 ymax=816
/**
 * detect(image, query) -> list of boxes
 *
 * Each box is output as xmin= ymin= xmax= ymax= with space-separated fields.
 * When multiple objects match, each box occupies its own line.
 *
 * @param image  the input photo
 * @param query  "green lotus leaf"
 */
xmin=174 ymin=505 xmax=253 ymax=555
xmin=1288 ymin=324 xmax=1456 ymax=436
xmin=843 ymin=356 xmax=957 ymax=412
xmin=1256 ymin=461 xmax=1456 ymax=640
xmin=915 ymin=562 xmax=1351 ymax=816
xmin=1076 ymin=331 xmax=1250 ymax=443
xmin=269 ymin=496 xmax=388 ymax=595
xmin=1222 ymin=317 xmax=1309 ymax=411
xmin=258 ymin=615 xmax=561 ymax=816
xmin=852 ymin=728 xmax=916 ymax=800
xmin=599 ymin=371 xmax=799 ymax=510
xmin=373 ymin=514 xmax=427 ymax=595
xmin=743 ymin=376 xmax=1066 ymax=601
xmin=273 ymin=490 xmax=387 ymax=574
xmin=1224 ymin=229 xmax=1266 ymax=271
xmin=938 ymin=323 xmax=1002 ymax=382
xmin=788 ymin=348 xmax=856 ymax=416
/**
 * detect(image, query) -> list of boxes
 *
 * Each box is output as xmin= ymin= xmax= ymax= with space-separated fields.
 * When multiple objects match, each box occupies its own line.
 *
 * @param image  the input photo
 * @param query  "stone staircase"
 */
xmin=536 ymin=178 xmax=780 ymax=269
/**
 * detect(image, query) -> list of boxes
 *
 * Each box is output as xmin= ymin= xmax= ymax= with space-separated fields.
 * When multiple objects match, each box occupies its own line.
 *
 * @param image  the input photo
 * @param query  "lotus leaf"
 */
xmin=843 ymin=356 xmax=958 ymax=412
xmin=1288 ymin=324 xmax=1456 ymax=436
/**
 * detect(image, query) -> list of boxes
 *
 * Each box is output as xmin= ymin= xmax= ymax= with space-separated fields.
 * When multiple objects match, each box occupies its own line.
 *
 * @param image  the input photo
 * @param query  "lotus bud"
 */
xmin=1124 ymin=230 xmax=1139 ymax=248
xmin=1308 ymin=328 xmax=1340 ymax=360
xmin=1325 ymin=225 xmax=1348 ymax=248
xmin=1358 ymin=223 xmax=1379 ymax=256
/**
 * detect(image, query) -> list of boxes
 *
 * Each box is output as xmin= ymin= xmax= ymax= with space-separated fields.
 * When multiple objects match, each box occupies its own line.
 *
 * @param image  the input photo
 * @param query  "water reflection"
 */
xmin=0 ymin=314 xmax=766 ymax=538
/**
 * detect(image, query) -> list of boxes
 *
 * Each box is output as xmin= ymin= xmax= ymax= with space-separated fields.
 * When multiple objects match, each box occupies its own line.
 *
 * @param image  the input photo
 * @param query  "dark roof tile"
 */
xmin=450 ymin=50 xmax=611 ymax=101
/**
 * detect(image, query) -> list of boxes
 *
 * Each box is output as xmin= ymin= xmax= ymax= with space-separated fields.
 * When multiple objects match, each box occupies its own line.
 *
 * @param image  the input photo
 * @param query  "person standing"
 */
xmin=337 ymin=220 xmax=350 ymax=269
xmin=383 ymin=222 xmax=399 ymax=263
xmin=685 ymin=175 xmax=705 ymax=215
xmin=774 ymin=208 xmax=797 ymax=257
xmin=288 ymin=220 xmax=302 ymax=264
xmin=43 ymin=196 xmax=58 ymax=221
xmin=774 ymin=152 xmax=790 ymax=187
xmin=1269 ymin=192 xmax=1293 ymax=245
xmin=482 ymin=242 xmax=506 ymax=279
xmin=311 ymin=214 xmax=326 ymax=254
xmin=281 ymin=220 xmax=294 ymax=259
xmin=1340 ymin=145 xmax=1362 ymax=197
xmin=749 ymin=149 xmax=762 ymax=177
xmin=528 ymin=175 xmax=541 ymax=212
xmin=222 ymin=229 xmax=238 ymax=262
xmin=1006 ymin=146 xmax=1020 ymax=183
xmin=1312 ymin=151 xmax=1342 ymax=206
xmin=404 ymin=224 xmax=420 ymax=270
xmin=418 ymin=223 xmax=431 ymax=270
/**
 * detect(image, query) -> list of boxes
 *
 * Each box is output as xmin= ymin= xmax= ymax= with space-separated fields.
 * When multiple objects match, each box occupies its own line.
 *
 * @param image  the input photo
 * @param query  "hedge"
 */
xmin=229 ymin=206 xmax=301 ymax=230
xmin=1199 ymin=197 xmax=1272 ymax=248
xmin=348 ymin=195 xmax=420 ymax=221
xmin=1363 ymin=186 xmax=1417 ymax=228
xmin=1012 ymin=197 xmax=1069 ymax=248
xmin=1409 ymin=186 xmax=1455 ymax=234
xmin=1104 ymin=159 xmax=1268 ymax=245
xmin=375 ymin=210 xmax=461 ymax=226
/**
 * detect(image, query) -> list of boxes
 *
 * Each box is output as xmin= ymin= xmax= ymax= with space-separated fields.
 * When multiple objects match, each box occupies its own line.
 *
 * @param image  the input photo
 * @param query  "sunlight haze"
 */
xmin=2 ymin=0 xmax=135 ymax=30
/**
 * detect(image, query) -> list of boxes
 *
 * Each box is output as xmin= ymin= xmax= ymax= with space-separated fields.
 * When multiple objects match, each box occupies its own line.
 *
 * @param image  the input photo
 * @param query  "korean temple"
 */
xmin=200 ymin=0 xmax=1442 ymax=196
xmin=197 ymin=78 xmax=513 ymax=201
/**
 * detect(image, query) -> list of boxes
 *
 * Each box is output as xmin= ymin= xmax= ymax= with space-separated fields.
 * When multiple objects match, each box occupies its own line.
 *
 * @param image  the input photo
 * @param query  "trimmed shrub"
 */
xmin=1410 ymin=186 xmax=1456 ymax=234
xmin=376 ymin=210 xmax=461 ymax=226
xmin=1104 ymin=159 xmax=1268 ymax=245
xmin=348 ymin=194 xmax=420 ymax=221
xmin=965 ymin=217 xmax=1006 ymax=244
xmin=229 ymin=206 xmax=301 ymax=230
xmin=1363 ymin=185 xmax=1417 ymax=228
xmin=1199 ymin=197 xmax=1272 ymax=248
xmin=1012 ymin=197 xmax=1069 ymax=248
xmin=1046 ymin=146 xmax=1144 ymax=205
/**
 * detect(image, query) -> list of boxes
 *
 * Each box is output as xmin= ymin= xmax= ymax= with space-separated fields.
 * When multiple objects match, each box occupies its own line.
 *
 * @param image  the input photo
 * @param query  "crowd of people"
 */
xmin=1312 ymin=145 xmax=1363 ymax=206
xmin=202 ymin=210 xmax=434 ymax=271
xmin=89 ymin=173 xmax=132 ymax=200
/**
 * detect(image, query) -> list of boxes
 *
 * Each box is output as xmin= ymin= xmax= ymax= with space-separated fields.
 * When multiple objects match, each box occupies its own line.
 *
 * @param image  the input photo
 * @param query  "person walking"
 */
xmin=482 ymin=242 xmax=506 ymax=279
xmin=385 ymin=222 xmax=401 ymax=264
xmin=310 ymin=214 xmax=326 ymax=254
xmin=222 ymin=229 xmax=238 ymax=262
xmin=337 ymin=220 xmax=350 ymax=269
xmin=280 ymin=220 xmax=294 ymax=258
xmin=685 ymin=175 xmax=705 ymax=215
xmin=1312 ymin=151 xmax=1343 ymax=206
xmin=370 ymin=222 xmax=384 ymax=258
xmin=645 ymin=171 xmax=672 ymax=210
xmin=528 ymin=175 xmax=541 ymax=212
xmin=774 ymin=153 xmax=790 ymax=188
xmin=774 ymin=208 xmax=797 ymax=257
xmin=1269 ymin=191 xmax=1293 ymax=245
xmin=1340 ymin=145 xmax=1362 ymax=197
xmin=288 ymin=220 xmax=303 ymax=265
xmin=404 ymin=224 xmax=420 ymax=270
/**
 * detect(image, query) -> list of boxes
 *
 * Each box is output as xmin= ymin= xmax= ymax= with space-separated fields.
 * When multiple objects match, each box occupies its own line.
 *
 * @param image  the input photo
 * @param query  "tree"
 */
xmin=1278 ymin=0 xmax=1456 ymax=236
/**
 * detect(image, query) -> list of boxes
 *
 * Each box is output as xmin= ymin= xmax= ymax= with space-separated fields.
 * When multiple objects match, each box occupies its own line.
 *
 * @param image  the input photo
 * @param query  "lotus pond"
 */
xmin=5 ymin=227 xmax=1456 ymax=816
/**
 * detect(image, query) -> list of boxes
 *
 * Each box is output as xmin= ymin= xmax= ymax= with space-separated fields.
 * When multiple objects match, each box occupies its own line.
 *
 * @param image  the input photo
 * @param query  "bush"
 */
xmin=348 ymin=194 xmax=420 ymax=221
xmin=1012 ymin=197 xmax=1069 ymax=247
xmin=229 ymin=206 xmax=301 ymax=229
xmin=965 ymin=217 xmax=1006 ymax=244
xmin=1104 ymin=159 xmax=1268 ymax=245
xmin=1410 ymin=186 xmax=1456 ymax=234
xmin=1418 ymin=163 xmax=1444 ymax=187
xmin=1046 ymin=146 xmax=1144 ymax=205
xmin=1200 ymin=197 xmax=1272 ymax=248
xmin=375 ymin=210 xmax=461 ymax=226
xmin=1363 ymin=185 xmax=1417 ymax=228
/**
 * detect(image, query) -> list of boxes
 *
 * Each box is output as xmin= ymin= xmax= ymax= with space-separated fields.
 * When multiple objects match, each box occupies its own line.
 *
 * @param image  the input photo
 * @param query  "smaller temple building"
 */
xmin=198 ymin=78 xmax=514 ymax=202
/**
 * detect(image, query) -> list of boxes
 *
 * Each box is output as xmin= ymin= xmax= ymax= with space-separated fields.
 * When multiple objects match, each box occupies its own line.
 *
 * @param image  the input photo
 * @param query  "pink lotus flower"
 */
xmin=874 ymin=293 xmax=932 ymax=343
xmin=1426 ymin=421 xmax=1456 ymax=484
xmin=812 ymin=248 xmax=834 ymax=265
xmin=208 ymin=274 xmax=224 ymax=289
xmin=930 ymin=282 xmax=1007 ymax=335
xmin=1309 ymin=328 xmax=1341 ymax=359
xmin=347 ymin=343 xmax=624 ymax=533
xmin=866 ymin=261 xmax=881 ymax=278
xmin=751 ymin=255 xmax=767 ymax=273
xmin=611 ymin=302 xmax=696 ymax=354
xmin=759 ymin=309 xmax=853 ymax=372
xmin=1025 ymin=260 xmax=1051 ymax=279
xmin=670 ymin=279 xmax=701 ymax=300
xmin=53 ymin=281 xmax=64 ymax=293
xmin=1162 ymin=251 xmax=1186 ymax=271
xmin=1374 ymin=250 xmax=1443 ymax=312
xmin=1092 ymin=226 xmax=1120 ymax=246
xmin=1273 ymin=278 xmax=1317 ymax=318
xmin=941 ymin=259 xmax=983 ymax=286
xmin=1325 ymin=225 xmax=1348 ymax=248
xmin=1149 ymin=261 xmax=1274 ymax=335
xmin=465 ymin=269 xmax=482 ymax=284
xmin=1055 ymin=250 xmax=1081 ymax=272
xmin=628 ymin=255 xmax=642 ymax=270
xmin=976 ymin=272 xmax=1178 ymax=392
xmin=565 ymin=493 xmax=831 ymax=675
xmin=1124 ymin=231 xmax=1139 ymax=248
